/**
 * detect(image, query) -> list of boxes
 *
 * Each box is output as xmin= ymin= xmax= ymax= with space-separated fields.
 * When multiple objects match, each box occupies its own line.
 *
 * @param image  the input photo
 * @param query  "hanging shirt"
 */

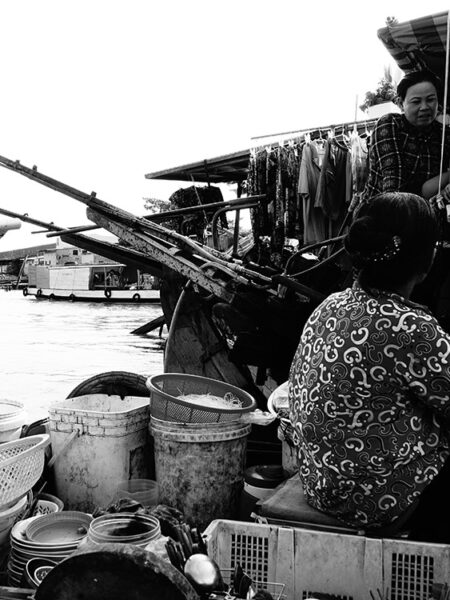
xmin=362 ymin=113 xmax=450 ymax=201
xmin=289 ymin=282 xmax=450 ymax=529
xmin=316 ymin=139 xmax=348 ymax=237
xmin=350 ymin=133 xmax=368 ymax=195
xmin=297 ymin=142 xmax=328 ymax=244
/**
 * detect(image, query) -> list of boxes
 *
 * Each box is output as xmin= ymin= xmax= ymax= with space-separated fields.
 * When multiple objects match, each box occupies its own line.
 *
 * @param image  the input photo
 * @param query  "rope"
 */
xmin=438 ymin=10 xmax=450 ymax=196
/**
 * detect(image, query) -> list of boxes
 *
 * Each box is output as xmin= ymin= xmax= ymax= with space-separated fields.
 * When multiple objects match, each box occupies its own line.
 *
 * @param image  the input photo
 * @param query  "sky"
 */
xmin=0 ymin=0 xmax=448 ymax=250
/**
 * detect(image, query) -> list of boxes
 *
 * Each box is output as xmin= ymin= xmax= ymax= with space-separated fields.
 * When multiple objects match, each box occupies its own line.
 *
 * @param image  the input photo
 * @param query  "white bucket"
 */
xmin=0 ymin=401 xmax=27 ymax=443
xmin=48 ymin=394 xmax=150 ymax=512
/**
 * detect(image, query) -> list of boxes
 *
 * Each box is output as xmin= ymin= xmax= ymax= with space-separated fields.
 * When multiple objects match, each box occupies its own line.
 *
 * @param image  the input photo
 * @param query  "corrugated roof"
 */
xmin=145 ymin=149 xmax=250 ymax=184
xmin=0 ymin=243 xmax=56 ymax=261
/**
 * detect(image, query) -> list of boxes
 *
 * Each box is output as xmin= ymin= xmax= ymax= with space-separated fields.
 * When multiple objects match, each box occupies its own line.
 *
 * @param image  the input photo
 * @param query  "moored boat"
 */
xmin=24 ymin=263 xmax=160 ymax=303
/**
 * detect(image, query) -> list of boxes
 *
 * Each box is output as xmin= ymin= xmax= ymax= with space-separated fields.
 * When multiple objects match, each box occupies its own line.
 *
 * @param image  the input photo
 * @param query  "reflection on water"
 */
xmin=0 ymin=290 xmax=164 ymax=421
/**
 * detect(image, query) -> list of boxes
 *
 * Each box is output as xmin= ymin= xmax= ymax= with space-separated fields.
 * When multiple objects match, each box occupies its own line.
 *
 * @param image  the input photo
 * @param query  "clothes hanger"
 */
xmin=342 ymin=126 xmax=351 ymax=145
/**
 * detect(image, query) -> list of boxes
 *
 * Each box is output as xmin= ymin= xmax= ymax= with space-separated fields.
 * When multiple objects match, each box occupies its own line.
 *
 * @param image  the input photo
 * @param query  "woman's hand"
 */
xmin=442 ymin=182 xmax=450 ymax=203
xmin=422 ymin=170 xmax=450 ymax=200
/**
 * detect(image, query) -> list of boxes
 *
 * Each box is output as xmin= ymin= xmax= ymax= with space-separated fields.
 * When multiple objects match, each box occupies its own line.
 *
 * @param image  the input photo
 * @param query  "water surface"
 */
xmin=0 ymin=290 xmax=164 ymax=422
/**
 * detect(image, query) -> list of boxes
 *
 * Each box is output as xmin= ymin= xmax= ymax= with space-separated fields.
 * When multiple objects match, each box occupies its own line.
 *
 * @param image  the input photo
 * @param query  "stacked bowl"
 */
xmin=7 ymin=511 xmax=92 ymax=586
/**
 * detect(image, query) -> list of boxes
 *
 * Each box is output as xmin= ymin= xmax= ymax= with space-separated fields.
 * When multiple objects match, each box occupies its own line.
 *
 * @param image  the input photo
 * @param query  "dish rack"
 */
xmin=0 ymin=434 xmax=50 ymax=509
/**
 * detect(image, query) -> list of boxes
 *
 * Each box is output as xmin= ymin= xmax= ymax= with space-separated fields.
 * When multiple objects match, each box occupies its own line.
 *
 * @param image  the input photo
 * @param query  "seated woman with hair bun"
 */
xmin=289 ymin=191 xmax=450 ymax=542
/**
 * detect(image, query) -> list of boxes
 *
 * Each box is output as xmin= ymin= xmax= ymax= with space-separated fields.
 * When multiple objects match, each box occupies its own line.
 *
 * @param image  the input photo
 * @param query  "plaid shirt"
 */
xmin=362 ymin=113 xmax=450 ymax=201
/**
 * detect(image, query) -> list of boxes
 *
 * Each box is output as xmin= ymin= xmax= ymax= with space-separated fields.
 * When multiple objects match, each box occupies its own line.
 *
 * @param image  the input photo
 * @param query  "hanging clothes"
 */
xmin=248 ymin=148 xmax=270 ymax=239
xmin=350 ymin=132 xmax=369 ymax=195
xmin=280 ymin=144 xmax=303 ymax=239
xmin=297 ymin=141 xmax=328 ymax=245
xmin=316 ymin=138 xmax=348 ymax=237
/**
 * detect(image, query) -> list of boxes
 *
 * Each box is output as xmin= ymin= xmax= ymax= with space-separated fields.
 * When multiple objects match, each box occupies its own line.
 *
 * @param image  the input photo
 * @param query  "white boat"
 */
xmin=24 ymin=263 xmax=160 ymax=303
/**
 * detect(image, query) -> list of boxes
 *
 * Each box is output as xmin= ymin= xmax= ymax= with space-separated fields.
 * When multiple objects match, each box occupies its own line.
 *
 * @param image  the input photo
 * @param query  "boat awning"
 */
xmin=378 ymin=11 xmax=449 ymax=103
xmin=145 ymin=149 xmax=250 ymax=184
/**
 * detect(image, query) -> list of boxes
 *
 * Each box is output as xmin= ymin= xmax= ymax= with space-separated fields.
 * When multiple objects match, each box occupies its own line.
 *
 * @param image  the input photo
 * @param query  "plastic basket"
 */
xmin=146 ymin=373 xmax=256 ymax=423
xmin=0 ymin=434 xmax=50 ymax=510
xmin=204 ymin=519 xmax=450 ymax=600
xmin=32 ymin=500 xmax=60 ymax=516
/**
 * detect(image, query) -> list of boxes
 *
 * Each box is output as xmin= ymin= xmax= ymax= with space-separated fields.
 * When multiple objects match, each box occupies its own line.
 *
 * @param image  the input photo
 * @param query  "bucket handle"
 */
xmin=47 ymin=429 xmax=79 ymax=469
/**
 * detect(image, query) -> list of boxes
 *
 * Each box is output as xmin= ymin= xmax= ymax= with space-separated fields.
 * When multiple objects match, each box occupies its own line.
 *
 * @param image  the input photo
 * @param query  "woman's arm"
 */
xmin=422 ymin=170 xmax=450 ymax=201
xmin=370 ymin=114 xmax=405 ymax=192
xmin=401 ymin=314 xmax=450 ymax=422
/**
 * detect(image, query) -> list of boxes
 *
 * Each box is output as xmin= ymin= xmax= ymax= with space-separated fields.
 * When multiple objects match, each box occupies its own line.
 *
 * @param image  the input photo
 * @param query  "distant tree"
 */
xmin=143 ymin=197 xmax=171 ymax=214
xmin=385 ymin=16 xmax=399 ymax=27
xmin=359 ymin=65 xmax=397 ymax=113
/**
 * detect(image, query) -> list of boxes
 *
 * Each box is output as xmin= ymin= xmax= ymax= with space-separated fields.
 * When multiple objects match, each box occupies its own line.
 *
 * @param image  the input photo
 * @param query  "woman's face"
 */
xmin=401 ymin=81 xmax=439 ymax=128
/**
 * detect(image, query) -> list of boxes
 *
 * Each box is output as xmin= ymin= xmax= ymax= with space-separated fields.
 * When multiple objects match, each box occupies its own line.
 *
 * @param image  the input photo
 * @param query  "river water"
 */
xmin=0 ymin=290 xmax=164 ymax=423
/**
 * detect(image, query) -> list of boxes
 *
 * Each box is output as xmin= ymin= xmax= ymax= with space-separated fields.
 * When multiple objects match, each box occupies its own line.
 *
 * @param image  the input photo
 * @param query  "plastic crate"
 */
xmin=204 ymin=519 xmax=450 ymax=600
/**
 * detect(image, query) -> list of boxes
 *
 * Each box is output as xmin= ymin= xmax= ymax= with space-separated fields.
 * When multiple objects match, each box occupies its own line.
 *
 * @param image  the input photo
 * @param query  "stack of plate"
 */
xmin=7 ymin=511 xmax=92 ymax=586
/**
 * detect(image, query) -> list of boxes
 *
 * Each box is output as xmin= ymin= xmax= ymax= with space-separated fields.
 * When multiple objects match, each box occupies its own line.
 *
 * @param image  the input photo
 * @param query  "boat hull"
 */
xmin=24 ymin=287 xmax=160 ymax=303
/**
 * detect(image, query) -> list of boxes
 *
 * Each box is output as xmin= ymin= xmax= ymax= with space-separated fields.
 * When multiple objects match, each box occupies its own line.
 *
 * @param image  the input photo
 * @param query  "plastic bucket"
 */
xmin=0 ymin=401 xmax=27 ymax=443
xmin=239 ymin=464 xmax=288 ymax=520
xmin=48 ymin=395 xmax=151 ymax=512
xmin=88 ymin=513 xmax=160 ymax=547
xmin=115 ymin=479 xmax=159 ymax=507
xmin=150 ymin=417 xmax=251 ymax=530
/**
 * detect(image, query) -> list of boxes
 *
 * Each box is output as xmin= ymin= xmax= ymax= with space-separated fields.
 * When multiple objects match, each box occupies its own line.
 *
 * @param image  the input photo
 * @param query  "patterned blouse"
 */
xmin=362 ymin=113 xmax=450 ymax=201
xmin=288 ymin=282 xmax=450 ymax=528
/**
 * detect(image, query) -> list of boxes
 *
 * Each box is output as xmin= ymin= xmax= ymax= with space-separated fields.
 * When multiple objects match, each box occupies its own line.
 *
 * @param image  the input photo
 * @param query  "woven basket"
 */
xmin=0 ymin=434 xmax=50 ymax=510
xmin=146 ymin=373 xmax=256 ymax=423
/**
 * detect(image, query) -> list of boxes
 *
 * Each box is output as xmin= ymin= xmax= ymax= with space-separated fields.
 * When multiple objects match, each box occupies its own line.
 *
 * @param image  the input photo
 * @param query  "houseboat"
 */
xmin=24 ymin=262 xmax=159 ymax=303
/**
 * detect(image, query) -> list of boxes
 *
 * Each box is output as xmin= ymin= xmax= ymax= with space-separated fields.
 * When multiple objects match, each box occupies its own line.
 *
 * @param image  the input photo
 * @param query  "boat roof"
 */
xmin=378 ymin=11 xmax=449 ymax=103
xmin=145 ymin=148 xmax=250 ymax=184
xmin=144 ymin=120 xmax=375 ymax=185
xmin=51 ymin=263 xmax=126 ymax=269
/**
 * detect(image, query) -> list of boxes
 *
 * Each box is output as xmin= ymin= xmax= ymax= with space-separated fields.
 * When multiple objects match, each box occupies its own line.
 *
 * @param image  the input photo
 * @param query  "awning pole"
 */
xmin=438 ymin=11 xmax=450 ymax=198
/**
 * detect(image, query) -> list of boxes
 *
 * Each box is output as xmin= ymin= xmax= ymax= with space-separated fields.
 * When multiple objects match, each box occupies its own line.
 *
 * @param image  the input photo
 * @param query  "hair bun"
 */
xmin=344 ymin=215 xmax=392 ymax=259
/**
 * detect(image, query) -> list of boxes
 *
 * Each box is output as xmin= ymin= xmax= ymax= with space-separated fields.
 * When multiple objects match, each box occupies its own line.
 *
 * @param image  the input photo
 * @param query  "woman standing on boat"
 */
xmin=362 ymin=69 xmax=450 ymax=326
xmin=362 ymin=69 xmax=450 ymax=202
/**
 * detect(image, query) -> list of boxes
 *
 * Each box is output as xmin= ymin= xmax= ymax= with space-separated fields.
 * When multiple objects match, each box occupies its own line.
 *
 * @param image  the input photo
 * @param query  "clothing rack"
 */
xmin=250 ymin=118 xmax=378 ymax=149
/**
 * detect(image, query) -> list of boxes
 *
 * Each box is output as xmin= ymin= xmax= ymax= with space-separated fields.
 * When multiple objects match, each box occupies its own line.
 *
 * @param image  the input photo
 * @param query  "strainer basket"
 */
xmin=146 ymin=373 xmax=256 ymax=423
xmin=0 ymin=434 xmax=50 ymax=510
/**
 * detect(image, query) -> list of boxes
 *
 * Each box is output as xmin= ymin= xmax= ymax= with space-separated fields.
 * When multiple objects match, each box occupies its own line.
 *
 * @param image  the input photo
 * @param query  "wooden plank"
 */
xmin=130 ymin=315 xmax=165 ymax=335
xmin=87 ymin=209 xmax=236 ymax=303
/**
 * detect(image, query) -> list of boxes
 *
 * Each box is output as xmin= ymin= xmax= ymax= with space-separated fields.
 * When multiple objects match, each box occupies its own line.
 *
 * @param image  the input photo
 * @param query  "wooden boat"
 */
xmin=24 ymin=262 xmax=160 ymax=303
